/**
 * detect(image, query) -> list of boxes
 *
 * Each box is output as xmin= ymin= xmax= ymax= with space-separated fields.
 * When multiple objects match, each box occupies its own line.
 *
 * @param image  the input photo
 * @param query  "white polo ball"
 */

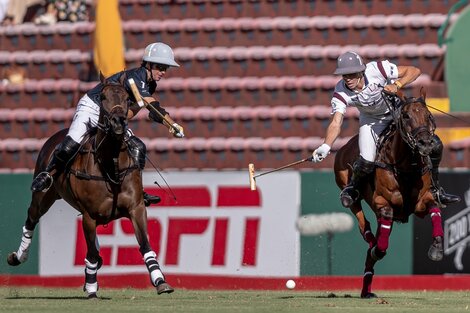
xmin=285 ymin=279 xmax=296 ymax=289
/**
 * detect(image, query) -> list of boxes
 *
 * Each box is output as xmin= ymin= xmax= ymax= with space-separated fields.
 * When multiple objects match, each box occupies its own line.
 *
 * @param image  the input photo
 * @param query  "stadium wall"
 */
xmin=1 ymin=171 xmax=469 ymax=287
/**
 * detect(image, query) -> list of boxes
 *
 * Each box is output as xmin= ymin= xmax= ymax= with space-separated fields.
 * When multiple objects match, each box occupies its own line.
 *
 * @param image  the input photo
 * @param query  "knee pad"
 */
xmin=127 ymin=136 xmax=146 ymax=170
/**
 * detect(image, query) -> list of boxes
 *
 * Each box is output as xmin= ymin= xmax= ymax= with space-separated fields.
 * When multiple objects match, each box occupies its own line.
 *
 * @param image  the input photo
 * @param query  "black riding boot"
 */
xmin=31 ymin=136 xmax=81 ymax=192
xmin=340 ymin=156 xmax=375 ymax=208
xmin=430 ymin=136 xmax=460 ymax=206
xmin=127 ymin=136 xmax=160 ymax=207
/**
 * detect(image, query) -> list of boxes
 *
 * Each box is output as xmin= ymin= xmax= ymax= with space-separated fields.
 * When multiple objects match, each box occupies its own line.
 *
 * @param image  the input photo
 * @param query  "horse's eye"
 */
xmin=402 ymin=113 xmax=410 ymax=120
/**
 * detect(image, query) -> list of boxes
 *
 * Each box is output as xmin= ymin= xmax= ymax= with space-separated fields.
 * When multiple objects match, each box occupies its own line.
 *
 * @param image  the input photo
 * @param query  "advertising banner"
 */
xmin=39 ymin=171 xmax=301 ymax=277
xmin=413 ymin=171 xmax=470 ymax=274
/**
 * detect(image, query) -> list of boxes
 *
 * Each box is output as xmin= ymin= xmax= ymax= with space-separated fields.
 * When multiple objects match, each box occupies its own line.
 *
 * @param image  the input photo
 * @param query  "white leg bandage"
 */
xmin=144 ymin=251 xmax=164 ymax=286
xmin=16 ymin=226 xmax=34 ymax=263
xmin=84 ymin=258 xmax=99 ymax=295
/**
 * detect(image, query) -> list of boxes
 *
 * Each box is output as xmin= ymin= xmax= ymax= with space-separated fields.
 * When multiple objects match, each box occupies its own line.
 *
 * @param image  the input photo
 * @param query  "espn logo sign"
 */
xmin=73 ymin=186 xmax=262 ymax=268
xmin=40 ymin=171 xmax=300 ymax=277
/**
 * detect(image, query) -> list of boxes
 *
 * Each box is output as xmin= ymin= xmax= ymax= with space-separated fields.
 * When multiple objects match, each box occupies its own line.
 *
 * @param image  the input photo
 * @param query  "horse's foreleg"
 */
xmin=130 ymin=206 xmax=174 ymax=294
xmin=81 ymin=214 xmax=102 ymax=298
xmin=375 ymin=206 xmax=393 ymax=256
xmin=8 ymin=192 xmax=58 ymax=266
xmin=351 ymin=204 xmax=376 ymax=248
xmin=428 ymin=206 xmax=444 ymax=261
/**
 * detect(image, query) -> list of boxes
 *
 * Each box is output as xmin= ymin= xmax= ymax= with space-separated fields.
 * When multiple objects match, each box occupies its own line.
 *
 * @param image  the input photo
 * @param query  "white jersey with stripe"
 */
xmin=331 ymin=60 xmax=399 ymax=119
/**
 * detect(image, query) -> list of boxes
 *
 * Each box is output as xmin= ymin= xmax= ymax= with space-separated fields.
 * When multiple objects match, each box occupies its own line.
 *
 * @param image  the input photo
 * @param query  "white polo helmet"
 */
xmin=142 ymin=42 xmax=180 ymax=67
xmin=333 ymin=51 xmax=366 ymax=75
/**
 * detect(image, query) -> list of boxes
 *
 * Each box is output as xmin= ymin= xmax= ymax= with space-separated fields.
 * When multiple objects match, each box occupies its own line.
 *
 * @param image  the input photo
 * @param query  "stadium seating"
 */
xmin=2 ymin=44 xmax=442 ymax=80
xmin=116 ymin=0 xmax=454 ymax=21
xmin=0 ymin=73 xmax=441 ymax=110
xmin=0 ymin=0 xmax=466 ymax=171
xmin=0 ymin=13 xmax=458 ymax=52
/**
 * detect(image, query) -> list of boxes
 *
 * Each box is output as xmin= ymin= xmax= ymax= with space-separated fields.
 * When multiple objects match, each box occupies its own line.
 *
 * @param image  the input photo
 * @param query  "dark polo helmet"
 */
xmin=333 ymin=51 xmax=366 ymax=75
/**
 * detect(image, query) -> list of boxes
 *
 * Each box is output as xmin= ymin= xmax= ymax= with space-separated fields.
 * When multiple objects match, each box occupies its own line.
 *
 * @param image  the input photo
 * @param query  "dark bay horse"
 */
xmin=7 ymin=82 xmax=174 ymax=297
xmin=334 ymin=90 xmax=443 ymax=298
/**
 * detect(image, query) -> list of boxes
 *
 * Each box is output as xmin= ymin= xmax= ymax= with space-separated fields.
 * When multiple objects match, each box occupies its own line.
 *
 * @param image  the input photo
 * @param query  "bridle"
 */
xmin=384 ymin=93 xmax=436 ymax=153
xmin=97 ymin=84 xmax=129 ymax=137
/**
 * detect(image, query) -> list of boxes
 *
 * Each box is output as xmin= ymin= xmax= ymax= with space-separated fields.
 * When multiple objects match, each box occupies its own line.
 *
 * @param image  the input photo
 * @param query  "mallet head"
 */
xmin=248 ymin=163 xmax=256 ymax=191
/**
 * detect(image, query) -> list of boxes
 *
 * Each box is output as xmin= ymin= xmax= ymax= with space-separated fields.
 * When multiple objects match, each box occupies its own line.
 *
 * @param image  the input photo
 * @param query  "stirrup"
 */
xmin=31 ymin=171 xmax=53 ymax=192
xmin=143 ymin=192 xmax=161 ymax=207
xmin=432 ymin=187 xmax=461 ymax=206
xmin=340 ymin=186 xmax=359 ymax=208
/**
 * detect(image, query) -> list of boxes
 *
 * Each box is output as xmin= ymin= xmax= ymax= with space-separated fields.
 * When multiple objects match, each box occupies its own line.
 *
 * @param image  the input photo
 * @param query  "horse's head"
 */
xmin=396 ymin=90 xmax=436 ymax=156
xmin=99 ymin=82 xmax=130 ymax=138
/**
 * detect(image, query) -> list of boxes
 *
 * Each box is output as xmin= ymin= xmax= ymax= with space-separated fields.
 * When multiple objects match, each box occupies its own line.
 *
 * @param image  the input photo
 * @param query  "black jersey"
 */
xmin=87 ymin=67 xmax=157 ymax=106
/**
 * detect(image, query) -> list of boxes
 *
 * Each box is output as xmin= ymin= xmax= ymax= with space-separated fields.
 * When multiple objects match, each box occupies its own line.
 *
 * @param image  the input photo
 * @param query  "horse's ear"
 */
xmin=420 ymin=87 xmax=426 ymax=100
xmin=118 ymin=71 xmax=128 ymax=86
xmin=99 ymin=71 xmax=106 ymax=83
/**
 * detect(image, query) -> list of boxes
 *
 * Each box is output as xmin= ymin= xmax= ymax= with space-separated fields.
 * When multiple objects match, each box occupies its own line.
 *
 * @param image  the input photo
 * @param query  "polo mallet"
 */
xmin=128 ymin=78 xmax=183 ymax=136
xmin=248 ymin=157 xmax=313 ymax=191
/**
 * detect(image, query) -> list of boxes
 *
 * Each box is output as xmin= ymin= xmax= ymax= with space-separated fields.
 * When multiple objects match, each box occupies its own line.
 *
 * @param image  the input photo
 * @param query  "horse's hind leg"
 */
xmin=130 ymin=206 xmax=174 ymax=294
xmin=7 ymin=190 xmax=59 ymax=266
xmin=81 ymin=213 xmax=102 ymax=298
xmin=427 ymin=206 xmax=444 ymax=261
xmin=361 ymin=206 xmax=394 ymax=298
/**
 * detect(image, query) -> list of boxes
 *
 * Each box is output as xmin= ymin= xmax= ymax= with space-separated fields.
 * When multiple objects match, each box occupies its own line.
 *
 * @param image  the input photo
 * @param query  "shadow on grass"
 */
xmin=276 ymin=293 xmax=357 ymax=299
xmin=5 ymin=296 xmax=112 ymax=300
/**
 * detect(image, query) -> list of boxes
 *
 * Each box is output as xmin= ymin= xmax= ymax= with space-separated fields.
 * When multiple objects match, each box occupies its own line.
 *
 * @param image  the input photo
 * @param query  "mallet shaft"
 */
xmin=128 ymin=78 xmax=181 ymax=134
xmin=254 ymin=157 xmax=313 ymax=179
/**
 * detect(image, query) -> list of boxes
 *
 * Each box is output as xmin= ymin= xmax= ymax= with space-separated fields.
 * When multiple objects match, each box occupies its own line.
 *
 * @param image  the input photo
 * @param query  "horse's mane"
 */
xmin=80 ymin=121 xmax=99 ymax=146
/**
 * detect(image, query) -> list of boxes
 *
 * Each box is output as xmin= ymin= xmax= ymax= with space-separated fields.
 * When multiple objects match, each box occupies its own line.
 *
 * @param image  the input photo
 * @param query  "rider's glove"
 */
xmin=170 ymin=123 xmax=184 ymax=138
xmin=312 ymin=143 xmax=331 ymax=163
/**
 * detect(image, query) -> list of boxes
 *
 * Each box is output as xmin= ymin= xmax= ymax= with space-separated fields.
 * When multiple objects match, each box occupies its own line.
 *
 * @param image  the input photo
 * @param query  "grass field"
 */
xmin=0 ymin=288 xmax=469 ymax=313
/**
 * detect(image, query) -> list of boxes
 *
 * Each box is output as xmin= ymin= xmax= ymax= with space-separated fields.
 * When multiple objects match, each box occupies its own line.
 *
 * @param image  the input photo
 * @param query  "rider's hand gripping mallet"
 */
xmin=248 ymin=157 xmax=313 ymax=191
xmin=128 ymin=78 xmax=183 ymax=136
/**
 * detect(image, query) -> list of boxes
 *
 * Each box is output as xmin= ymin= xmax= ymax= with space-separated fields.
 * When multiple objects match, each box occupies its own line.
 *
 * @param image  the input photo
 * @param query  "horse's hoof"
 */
xmin=361 ymin=292 xmax=377 ymax=299
xmin=7 ymin=253 xmax=20 ymax=266
xmin=428 ymin=236 xmax=443 ymax=261
xmin=156 ymin=281 xmax=174 ymax=295
xmin=87 ymin=293 xmax=98 ymax=299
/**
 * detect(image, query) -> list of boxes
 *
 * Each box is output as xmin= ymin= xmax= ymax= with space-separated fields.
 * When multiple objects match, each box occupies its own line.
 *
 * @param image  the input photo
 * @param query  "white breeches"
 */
xmin=67 ymin=94 xmax=100 ymax=143
xmin=67 ymin=94 xmax=134 ymax=144
xmin=358 ymin=115 xmax=393 ymax=162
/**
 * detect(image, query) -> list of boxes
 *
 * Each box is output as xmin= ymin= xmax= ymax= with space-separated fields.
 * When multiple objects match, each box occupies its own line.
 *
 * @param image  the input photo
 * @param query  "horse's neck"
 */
xmin=95 ymin=131 xmax=128 ymax=170
xmin=380 ymin=131 xmax=416 ymax=167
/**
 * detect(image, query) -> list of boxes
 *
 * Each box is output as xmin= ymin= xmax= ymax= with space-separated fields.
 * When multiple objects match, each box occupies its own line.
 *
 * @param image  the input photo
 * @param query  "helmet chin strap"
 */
xmin=350 ymin=75 xmax=363 ymax=91
xmin=145 ymin=64 xmax=156 ymax=81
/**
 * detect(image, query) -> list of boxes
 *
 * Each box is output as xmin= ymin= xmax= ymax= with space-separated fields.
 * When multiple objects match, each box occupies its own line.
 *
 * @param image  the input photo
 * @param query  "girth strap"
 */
xmin=69 ymin=164 xmax=139 ymax=182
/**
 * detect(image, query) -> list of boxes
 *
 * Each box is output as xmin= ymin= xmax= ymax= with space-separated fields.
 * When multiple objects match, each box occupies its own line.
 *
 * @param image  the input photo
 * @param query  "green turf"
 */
xmin=0 ymin=288 xmax=469 ymax=313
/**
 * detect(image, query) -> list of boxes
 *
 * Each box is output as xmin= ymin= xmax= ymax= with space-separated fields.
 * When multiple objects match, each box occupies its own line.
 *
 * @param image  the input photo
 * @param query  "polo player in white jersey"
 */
xmin=312 ymin=51 xmax=460 ymax=207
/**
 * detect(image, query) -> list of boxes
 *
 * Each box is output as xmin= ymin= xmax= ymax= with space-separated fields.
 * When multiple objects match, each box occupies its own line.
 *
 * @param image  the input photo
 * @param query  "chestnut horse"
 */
xmin=334 ymin=90 xmax=443 ymax=298
xmin=7 ymin=82 xmax=174 ymax=297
